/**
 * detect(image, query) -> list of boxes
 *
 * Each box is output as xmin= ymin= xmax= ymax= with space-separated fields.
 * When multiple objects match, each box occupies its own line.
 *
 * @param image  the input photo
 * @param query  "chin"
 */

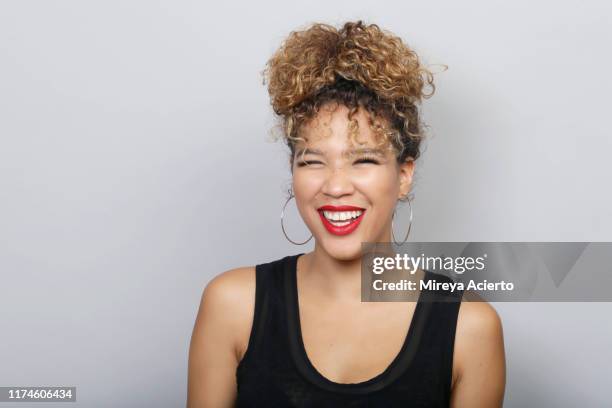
xmin=320 ymin=238 xmax=364 ymax=261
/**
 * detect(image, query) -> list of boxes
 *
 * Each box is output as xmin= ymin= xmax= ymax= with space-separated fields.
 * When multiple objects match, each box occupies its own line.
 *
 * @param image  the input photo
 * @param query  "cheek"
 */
xmin=292 ymin=173 xmax=320 ymax=198
xmin=354 ymin=166 xmax=400 ymax=196
xmin=292 ymin=174 xmax=321 ymax=221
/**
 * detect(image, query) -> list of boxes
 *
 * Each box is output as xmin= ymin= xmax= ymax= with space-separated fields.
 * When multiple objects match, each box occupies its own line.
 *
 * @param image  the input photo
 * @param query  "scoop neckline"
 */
xmin=284 ymin=253 xmax=427 ymax=394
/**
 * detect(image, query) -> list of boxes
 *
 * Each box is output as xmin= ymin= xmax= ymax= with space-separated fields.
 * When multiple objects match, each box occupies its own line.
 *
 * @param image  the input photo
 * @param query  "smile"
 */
xmin=317 ymin=205 xmax=366 ymax=236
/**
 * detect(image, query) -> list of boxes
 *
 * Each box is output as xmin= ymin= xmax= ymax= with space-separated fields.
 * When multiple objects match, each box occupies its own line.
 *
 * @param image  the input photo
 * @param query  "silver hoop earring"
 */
xmin=281 ymin=192 xmax=313 ymax=245
xmin=391 ymin=198 xmax=413 ymax=246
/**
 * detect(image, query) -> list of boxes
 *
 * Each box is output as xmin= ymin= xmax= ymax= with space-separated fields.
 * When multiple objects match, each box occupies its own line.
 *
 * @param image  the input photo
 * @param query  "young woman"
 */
xmin=188 ymin=20 xmax=506 ymax=407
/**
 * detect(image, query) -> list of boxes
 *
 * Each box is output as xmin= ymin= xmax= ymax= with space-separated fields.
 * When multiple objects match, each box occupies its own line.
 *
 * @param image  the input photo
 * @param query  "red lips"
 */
xmin=318 ymin=205 xmax=365 ymax=211
xmin=317 ymin=205 xmax=366 ymax=236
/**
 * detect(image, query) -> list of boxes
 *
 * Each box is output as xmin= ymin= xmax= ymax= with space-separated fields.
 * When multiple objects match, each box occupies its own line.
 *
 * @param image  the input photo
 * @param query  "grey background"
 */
xmin=0 ymin=0 xmax=610 ymax=406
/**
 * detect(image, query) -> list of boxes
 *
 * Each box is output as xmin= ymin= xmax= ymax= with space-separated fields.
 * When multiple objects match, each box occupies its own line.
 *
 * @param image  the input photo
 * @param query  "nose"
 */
xmin=321 ymin=165 xmax=355 ymax=198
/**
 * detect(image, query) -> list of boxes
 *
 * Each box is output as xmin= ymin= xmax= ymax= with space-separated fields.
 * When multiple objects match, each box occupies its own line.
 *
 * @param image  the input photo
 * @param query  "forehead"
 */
xmin=296 ymin=103 xmax=393 ymax=153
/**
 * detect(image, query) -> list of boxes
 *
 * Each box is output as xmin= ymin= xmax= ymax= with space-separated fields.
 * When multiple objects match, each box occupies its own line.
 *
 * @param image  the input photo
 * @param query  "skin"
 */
xmin=187 ymin=103 xmax=506 ymax=407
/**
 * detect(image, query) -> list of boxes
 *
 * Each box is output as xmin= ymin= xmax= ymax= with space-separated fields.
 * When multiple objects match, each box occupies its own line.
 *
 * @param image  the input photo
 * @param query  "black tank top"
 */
xmin=235 ymin=253 xmax=464 ymax=407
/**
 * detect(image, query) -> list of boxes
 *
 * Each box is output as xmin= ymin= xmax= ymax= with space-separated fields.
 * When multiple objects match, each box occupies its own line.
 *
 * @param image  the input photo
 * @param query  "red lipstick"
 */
xmin=317 ymin=205 xmax=366 ymax=236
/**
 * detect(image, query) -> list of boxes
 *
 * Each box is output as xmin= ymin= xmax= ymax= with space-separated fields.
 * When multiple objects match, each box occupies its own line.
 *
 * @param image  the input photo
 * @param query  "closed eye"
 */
xmin=296 ymin=160 xmax=323 ymax=167
xmin=354 ymin=158 xmax=380 ymax=165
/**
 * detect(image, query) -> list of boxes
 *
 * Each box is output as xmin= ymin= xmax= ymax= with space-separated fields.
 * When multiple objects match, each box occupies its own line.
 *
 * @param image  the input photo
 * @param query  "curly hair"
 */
xmin=262 ymin=20 xmax=439 ymax=172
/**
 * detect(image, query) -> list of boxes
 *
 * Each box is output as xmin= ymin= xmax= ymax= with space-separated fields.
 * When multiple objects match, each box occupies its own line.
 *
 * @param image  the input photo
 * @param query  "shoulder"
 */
xmin=202 ymin=266 xmax=256 ymax=306
xmin=187 ymin=267 xmax=257 ymax=405
xmin=199 ymin=266 xmax=256 ymax=328
xmin=448 ymin=294 xmax=506 ymax=405
xmin=452 ymin=293 xmax=505 ymax=386
xmin=196 ymin=266 xmax=257 ymax=361
xmin=455 ymin=293 xmax=504 ymax=350
xmin=457 ymin=292 xmax=502 ymax=332
xmin=421 ymin=271 xmax=503 ymax=337
xmin=201 ymin=254 xmax=290 ymax=308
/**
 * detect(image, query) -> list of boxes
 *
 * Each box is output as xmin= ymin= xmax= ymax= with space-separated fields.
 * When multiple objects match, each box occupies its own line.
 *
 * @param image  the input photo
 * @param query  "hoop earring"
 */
xmin=391 ymin=198 xmax=413 ymax=246
xmin=281 ymin=192 xmax=313 ymax=245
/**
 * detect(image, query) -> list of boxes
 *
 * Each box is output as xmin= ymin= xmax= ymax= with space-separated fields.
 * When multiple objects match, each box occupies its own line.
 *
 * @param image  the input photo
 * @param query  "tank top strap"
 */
xmin=407 ymin=270 xmax=464 ymax=401
xmin=236 ymin=254 xmax=300 ymax=374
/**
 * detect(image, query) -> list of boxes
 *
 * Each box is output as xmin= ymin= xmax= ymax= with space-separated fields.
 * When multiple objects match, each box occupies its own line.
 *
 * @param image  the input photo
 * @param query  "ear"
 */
xmin=398 ymin=159 xmax=415 ymax=199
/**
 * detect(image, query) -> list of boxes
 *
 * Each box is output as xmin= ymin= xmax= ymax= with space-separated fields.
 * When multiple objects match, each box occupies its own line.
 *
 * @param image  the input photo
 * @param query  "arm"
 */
xmin=450 ymin=300 xmax=506 ymax=408
xmin=187 ymin=267 xmax=255 ymax=408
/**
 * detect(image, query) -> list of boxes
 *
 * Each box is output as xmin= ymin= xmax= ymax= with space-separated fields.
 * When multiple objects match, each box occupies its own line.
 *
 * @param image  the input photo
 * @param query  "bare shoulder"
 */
xmin=452 ymin=291 xmax=505 ymax=387
xmin=202 ymin=266 xmax=256 ymax=308
xmin=187 ymin=267 xmax=257 ymax=406
xmin=195 ymin=266 xmax=256 ymax=362
xmin=456 ymin=292 xmax=504 ymax=339
xmin=449 ymin=293 xmax=506 ymax=406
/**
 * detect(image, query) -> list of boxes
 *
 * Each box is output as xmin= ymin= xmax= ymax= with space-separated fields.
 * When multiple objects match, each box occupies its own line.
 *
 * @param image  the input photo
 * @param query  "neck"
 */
xmin=297 ymin=236 xmax=394 ymax=302
xmin=300 ymin=247 xmax=361 ymax=302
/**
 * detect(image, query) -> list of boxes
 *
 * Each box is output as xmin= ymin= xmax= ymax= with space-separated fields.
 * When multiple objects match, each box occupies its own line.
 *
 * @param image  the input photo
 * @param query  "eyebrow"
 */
xmin=294 ymin=147 xmax=387 ymax=158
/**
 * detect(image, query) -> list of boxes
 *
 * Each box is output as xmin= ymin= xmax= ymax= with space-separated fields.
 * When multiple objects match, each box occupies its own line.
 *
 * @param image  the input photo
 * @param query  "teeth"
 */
xmin=322 ymin=210 xmax=363 ymax=223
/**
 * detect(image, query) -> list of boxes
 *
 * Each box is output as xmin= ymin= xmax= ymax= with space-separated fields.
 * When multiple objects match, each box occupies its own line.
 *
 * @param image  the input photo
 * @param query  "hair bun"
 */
xmin=262 ymin=20 xmax=435 ymax=115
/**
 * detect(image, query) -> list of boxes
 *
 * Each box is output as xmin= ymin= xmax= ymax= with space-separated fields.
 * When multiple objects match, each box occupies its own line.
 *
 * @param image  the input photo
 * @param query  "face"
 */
xmin=291 ymin=103 xmax=415 ymax=261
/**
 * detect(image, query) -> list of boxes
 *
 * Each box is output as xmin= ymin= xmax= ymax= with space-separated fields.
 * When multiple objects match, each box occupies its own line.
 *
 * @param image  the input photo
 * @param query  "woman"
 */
xmin=188 ymin=20 xmax=506 ymax=407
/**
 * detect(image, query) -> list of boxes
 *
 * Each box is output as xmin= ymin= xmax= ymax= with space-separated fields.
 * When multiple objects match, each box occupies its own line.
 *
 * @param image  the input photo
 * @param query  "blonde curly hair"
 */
xmin=262 ymin=20 xmax=439 ymax=170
